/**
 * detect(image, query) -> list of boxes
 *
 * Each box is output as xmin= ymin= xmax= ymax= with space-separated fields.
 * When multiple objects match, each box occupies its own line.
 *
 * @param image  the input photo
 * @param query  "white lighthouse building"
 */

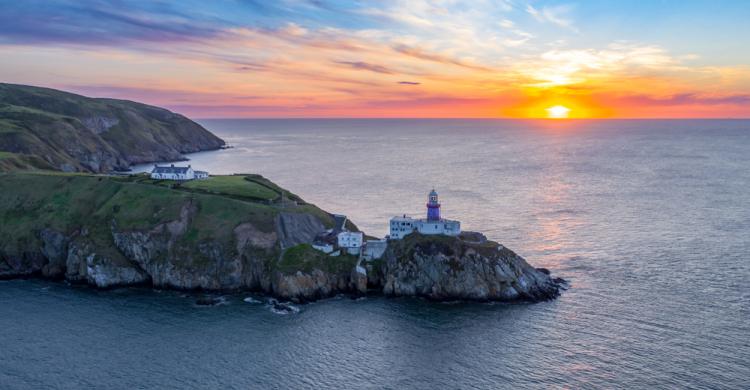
xmin=389 ymin=189 xmax=461 ymax=240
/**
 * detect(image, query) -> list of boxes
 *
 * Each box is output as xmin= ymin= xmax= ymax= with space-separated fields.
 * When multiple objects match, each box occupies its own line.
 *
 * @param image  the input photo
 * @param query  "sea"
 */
xmin=1 ymin=119 xmax=749 ymax=389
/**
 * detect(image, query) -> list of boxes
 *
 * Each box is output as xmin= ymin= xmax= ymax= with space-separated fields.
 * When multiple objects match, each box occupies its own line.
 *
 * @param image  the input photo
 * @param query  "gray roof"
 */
xmin=313 ymin=231 xmax=337 ymax=245
xmin=152 ymin=164 xmax=191 ymax=174
xmin=333 ymin=214 xmax=348 ymax=233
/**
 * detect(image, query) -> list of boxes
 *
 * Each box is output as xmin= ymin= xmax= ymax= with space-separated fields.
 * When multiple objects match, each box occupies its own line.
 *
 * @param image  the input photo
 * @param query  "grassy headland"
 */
xmin=0 ymin=171 xmax=352 ymax=276
xmin=0 ymin=83 xmax=225 ymax=172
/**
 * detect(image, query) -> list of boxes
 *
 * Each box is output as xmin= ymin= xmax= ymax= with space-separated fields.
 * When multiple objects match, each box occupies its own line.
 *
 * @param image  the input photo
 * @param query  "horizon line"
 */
xmin=190 ymin=116 xmax=750 ymax=121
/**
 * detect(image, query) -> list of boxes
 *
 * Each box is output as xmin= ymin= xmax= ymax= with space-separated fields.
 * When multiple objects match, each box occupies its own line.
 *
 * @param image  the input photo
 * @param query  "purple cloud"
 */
xmin=0 ymin=1 xmax=226 ymax=46
xmin=334 ymin=61 xmax=394 ymax=74
xmin=358 ymin=96 xmax=501 ymax=108
xmin=398 ymin=81 xmax=421 ymax=85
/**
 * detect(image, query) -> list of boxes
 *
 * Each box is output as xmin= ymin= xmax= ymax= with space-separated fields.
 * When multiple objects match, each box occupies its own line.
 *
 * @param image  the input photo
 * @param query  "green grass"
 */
xmin=0 ymin=173 xmax=270 ymax=254
xmin=243 ymin=174 xmax=303 ymax=202
xmin=181 ymin=175 xmax=279 ymax=201
xmin=277 ymin=244 xmax=358 ymax=275
xmin=0 ymin=171 xmax=343 ymax=275
xmin=393 ymin=232 xmax=507 ymax=264
xmin=120 ymin=174 xmax=288 ymax=204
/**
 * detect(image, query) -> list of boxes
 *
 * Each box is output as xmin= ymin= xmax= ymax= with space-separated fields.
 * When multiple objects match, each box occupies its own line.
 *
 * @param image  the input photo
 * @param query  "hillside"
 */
xmin=0 ymin=172 xmax=562 ymax=302
xmin=0 ymin=83 xmax=224 ymax=172
xmin=0 ymin=172 xmax=351 ymax=293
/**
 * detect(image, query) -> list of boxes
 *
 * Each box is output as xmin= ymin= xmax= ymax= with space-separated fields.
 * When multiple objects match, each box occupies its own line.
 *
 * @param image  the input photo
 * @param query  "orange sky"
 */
xmin=1 ymin=1 xmax=749 ymax=118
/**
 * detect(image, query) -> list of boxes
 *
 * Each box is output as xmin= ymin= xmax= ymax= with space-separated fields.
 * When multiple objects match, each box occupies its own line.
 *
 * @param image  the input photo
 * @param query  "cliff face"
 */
xmin=0 ymin=173 xmax=356 ymax=301
xmin=0 ymin=197 xmax=337 ymax=297
xmin=380 ymin=233 xmax=561 ymax=301
xmin=0 ymin=83 xmax=225 ymax=172
xmin=0 ymin=173 xmax=563 ymax=303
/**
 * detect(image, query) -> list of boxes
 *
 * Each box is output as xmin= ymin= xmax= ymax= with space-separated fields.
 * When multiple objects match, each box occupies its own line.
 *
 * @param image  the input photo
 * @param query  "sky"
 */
xmin=1 ymin=0 xmax=749 ymax=118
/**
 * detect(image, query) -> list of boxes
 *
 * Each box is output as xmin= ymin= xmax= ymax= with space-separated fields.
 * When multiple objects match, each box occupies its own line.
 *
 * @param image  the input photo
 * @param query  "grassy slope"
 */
xmin=0 ymin=172 xmax=349 ymax=274
xmin=180 ymin=175 xmax=279 ymax=201
xmin=277 ymin=244 xmax=358 ymax=274
xmin=0 ymin=151 xmax=55 ymax=171
xmin=0 ymin=83 xmax=225 ymax=172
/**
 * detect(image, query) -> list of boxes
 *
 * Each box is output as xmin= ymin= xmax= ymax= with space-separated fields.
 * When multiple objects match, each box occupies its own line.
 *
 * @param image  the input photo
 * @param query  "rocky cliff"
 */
xmin=0 ymin=173 xmax=357 ymax=301
xmin=378 ymin=233 xmax=562 ymax=301
xmin=0 ymin=83 xmax=225 ymax=172
xmin=0 ymin=173 xmax=563 ymax=303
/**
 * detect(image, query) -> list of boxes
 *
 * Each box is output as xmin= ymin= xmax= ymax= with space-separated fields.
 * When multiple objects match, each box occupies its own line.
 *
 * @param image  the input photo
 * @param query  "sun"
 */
xmin=546 ymin=105 xmax=571 ymax=119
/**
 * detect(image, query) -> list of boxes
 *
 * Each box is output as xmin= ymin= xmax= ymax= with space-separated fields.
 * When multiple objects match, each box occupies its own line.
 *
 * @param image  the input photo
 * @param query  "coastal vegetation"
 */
xmin=0 ymin=172 xmax=332 ymax=250
xmin=0 ymin=151 xmax=54 ymax=171
xmin=0 ymin=170 xmax=562 ymax=302
xmin=129 ymin=173 xmax=306 ymax=204
xmin=277 ymin=244 xmax=358 ymax=275
xmin=0 ymin=83 xmax=224 ymax=173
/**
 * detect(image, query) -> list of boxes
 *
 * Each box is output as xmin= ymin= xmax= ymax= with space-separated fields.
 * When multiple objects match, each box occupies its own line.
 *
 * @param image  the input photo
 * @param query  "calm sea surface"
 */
xmin=2 ymin=119 xmax=749 ymax=389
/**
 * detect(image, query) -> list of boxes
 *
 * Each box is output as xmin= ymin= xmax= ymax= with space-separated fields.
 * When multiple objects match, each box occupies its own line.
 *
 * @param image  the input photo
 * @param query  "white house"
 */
xmin=150 ymin=164 xmax=208 ymax=181
xmin=389 ymin=216 xmax=415 ymax=240
xmin=389 ymin=189 xmax=461 ymax=240
xmin=312 ymin=214 xmax=363 ymax=256
xmin=337 ymin=231 xmax=363 ymax=255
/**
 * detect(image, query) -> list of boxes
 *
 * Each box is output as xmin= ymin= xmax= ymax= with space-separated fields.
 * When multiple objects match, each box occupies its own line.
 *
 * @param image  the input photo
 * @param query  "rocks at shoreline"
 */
xmin=1 ymin=224 xmax=564 ymax=303
xmin=381 ymin=233 xmax=562 ymax=301
xmin=0 ymin=174 xmax=563 ymax=304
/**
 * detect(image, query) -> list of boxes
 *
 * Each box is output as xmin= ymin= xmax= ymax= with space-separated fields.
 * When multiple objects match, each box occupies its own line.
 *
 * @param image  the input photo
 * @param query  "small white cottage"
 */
xmin=337 ymin=231 xmax=363 ymax=255
xmin=312 ymin=214 xmax=365 ymax=256
xmin=150 ymin=164 xmax=208 ymax=181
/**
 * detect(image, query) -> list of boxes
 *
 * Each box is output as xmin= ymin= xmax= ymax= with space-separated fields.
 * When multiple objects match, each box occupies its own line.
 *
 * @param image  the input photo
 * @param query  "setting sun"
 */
xmin=546 ymin=105 xmax=571 ymax=119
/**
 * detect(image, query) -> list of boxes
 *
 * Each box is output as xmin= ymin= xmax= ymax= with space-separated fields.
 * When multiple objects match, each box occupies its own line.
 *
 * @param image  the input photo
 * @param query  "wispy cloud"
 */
xmin=526 ymin=4 xmax=577 ymax=31
xmin=1 ymin=1 xmax=748 ymax=118
xmin=392 ymin=44 xmax=492 ymax=71
xmin=610 ymin=93 xmax=750 ymax=106
xmin=517 ymin=42 xmax=686 ymax=87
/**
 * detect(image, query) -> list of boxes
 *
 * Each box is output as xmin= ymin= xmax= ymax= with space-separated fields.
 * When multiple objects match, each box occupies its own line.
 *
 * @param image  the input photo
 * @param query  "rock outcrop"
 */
xmin=275 ymin=212 xmax=327 ymax=250
xmin=381 ymin=233 xmax=562 ymax=301
xmin=271 ymin=270 xmax=350 ymax=301
xmin=1 ymin=222 xmax=563 ymax=302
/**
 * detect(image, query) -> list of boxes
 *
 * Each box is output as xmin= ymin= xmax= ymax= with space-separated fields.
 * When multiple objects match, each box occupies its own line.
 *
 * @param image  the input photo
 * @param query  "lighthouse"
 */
xmin=388 ymin=189 xmax=460 ymax=240
xmin=426 ymin=189 xmax=441 ymax=221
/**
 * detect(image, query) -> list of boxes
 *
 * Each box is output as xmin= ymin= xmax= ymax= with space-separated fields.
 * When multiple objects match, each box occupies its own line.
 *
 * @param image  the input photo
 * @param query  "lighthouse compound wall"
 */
xmin=389 ymin=216 xmax=460 ymax=240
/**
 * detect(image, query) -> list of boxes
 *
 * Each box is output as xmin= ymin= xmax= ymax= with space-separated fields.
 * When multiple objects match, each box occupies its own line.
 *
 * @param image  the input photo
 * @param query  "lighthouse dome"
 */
xmin=429 ymin=189 xmax=438 ymax=197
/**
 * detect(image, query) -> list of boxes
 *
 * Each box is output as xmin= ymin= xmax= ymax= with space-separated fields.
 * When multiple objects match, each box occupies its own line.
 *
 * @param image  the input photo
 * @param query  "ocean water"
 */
xmin=3 ymin=119 xmax=750 ymax=389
